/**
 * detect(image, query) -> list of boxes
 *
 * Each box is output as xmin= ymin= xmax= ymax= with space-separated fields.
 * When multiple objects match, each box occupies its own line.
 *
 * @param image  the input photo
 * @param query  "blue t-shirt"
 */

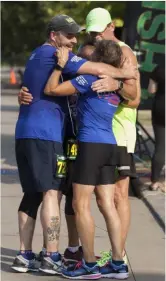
xmin=71 ymin=75 xmax=121 ymax=144
xmin=15 ymin=45 xmax=86 ymax=142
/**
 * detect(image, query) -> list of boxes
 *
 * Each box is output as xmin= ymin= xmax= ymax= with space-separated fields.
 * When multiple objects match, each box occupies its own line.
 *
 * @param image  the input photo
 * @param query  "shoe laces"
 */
xmin=75 ymin=261 xmax=83 ymax=270
xmin=97 ymin=251 xmax=111 ymax=266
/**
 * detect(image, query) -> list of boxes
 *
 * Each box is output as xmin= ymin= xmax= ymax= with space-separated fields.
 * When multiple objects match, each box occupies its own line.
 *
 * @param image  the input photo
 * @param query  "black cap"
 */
xmin=47 ymin=15 xmax=85 ymax=35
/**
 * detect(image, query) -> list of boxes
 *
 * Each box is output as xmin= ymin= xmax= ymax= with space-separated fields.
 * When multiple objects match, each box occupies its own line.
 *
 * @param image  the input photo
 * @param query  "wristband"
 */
xmin=55 ymin=64 xmax=64 ymax=71
xmin=118 ymin=80 xmax=124 ymax=91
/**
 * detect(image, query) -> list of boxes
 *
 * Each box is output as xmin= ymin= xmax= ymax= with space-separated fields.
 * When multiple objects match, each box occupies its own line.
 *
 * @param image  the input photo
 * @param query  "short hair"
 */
xmin=77 ymin=44 xmax=95 ymax=60
xmin=92 ymin=40 xmax=123 ymax=68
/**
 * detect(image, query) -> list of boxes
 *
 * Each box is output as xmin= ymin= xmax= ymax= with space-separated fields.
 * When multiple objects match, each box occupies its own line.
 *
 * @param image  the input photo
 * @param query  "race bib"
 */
xmin=67 ymin=139 xmax=78 ymax=160
xmin=56 ymin=155 xmax=67 ymax=178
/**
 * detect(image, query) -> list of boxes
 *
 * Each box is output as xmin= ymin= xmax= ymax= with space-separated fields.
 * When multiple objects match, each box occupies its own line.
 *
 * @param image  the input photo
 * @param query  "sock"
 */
xmin=85 ymin=261 xmax=97 ymax=268
xmin=42 ymin=247 xmax=47 ymax=254
xmin=46 ymin=251 xmax=61 ymax=261
xmin=20 ymin=250 xmax=35 ymax=260
xmin=112 ymin=259 xmax=124 ymax=266
xmin=68 ymin=246 xmax=79 ymax=253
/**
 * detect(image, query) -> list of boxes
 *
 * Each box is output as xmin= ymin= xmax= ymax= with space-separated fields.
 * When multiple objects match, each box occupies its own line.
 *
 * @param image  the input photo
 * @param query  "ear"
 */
xmin=50 ymin=31 xmax=57 ymax=42
xmin=109 ymin=22 xmax=115 ymax=32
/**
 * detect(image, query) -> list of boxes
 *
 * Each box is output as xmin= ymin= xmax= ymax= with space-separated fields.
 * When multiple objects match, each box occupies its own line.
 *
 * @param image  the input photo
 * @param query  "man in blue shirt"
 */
xmin=13 ymin=14 xmax=134 ymax=275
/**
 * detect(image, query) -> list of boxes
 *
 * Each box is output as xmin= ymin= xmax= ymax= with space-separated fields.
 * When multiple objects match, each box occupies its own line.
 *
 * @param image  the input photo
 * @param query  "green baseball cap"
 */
xmin=86 ymin=8 xmax=112 ymax=33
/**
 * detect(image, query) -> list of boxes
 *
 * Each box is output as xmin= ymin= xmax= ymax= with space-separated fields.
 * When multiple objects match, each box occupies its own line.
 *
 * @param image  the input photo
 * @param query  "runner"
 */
xmin=43 ymin=40 xmax=132 ymax=280
xmin=86 ymin=8 xmax=141 ymax=272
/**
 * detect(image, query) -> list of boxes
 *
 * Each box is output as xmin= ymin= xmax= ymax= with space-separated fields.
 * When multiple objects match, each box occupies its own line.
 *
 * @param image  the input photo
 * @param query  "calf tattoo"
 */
xmin=47 ymin=216 xmax=60 ymax=242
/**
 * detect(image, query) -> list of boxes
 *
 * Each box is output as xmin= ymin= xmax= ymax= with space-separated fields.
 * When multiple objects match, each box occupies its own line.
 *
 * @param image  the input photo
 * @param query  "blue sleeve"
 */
xmin=63 ymin=52 xmax=87 ymax=77
xmin=70 ymin=75 xmax=97 ymax=94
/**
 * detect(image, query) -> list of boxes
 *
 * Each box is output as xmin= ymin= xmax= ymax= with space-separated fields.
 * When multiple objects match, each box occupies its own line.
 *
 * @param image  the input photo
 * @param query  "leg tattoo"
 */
xmin=47 ymin=216 xmax=60 ymax=242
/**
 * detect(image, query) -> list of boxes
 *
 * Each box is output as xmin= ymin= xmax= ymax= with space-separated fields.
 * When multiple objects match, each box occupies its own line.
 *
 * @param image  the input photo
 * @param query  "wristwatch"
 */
xmin=55 ymin=64 xmax=64 ymax=71
xmin=117 ymin=80 xmax=124 ymax=91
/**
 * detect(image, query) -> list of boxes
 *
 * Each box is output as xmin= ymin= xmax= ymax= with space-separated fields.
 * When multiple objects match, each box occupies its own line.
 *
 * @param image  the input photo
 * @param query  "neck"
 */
xmin=111 ymin=35 xmax=120 ymax=43
xmin=43 ymin=40 xmax=57 ymax=48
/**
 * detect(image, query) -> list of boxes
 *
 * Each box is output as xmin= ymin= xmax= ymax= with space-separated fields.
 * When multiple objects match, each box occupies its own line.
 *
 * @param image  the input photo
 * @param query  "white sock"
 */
xmin=68 ymin=246 xmax=79 ymax=253
xmin=42 ymin=247 xmax=47 ymax=254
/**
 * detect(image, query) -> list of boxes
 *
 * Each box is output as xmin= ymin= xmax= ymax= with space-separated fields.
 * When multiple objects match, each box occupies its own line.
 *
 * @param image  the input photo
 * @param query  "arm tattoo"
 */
xmin=47 ymin=216 xmax=60 ymax=242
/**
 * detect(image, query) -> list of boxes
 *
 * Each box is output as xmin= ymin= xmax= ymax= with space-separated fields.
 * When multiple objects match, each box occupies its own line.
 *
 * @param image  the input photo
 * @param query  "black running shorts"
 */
xmin=15 ymin=139 xmax=65 ymax=193
xmin=73 ymin=142 xmax=118 ymax=186
xmin=116 ymin=146 xmax=137 ymax=178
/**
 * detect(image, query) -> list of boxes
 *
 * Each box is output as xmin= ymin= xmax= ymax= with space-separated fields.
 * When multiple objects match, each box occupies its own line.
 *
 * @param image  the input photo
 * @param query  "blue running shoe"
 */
xmin=11 ymin=252 xmax=38 ymax=273
xmin=62 ymin=259 xmax=101 ymax=279
xmin=100 ymin=261 xmax=129 ymax=279
xmin=39 ymin=252 xmax=62 ymax=275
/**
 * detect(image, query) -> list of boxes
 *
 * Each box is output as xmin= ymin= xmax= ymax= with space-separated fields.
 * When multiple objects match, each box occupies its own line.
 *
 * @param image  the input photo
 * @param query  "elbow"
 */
xmin=44 ymin=88 xmax=51 ymax=96
xmin=134 ymin=98 xmax=141 ymax=108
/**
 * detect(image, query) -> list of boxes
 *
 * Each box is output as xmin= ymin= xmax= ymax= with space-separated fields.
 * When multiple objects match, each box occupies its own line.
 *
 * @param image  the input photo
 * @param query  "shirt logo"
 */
xmin=76 ymin=76 xmax=88 ymax=86
xmin=29 ymin=53 xmax=36 ymax=60
xmin=65 ymin=17 xmax=74 ymax=23
xmin=71 ymin=55 xmax=83 ymax=63
xmin=97 ymin=92 xmax=120 ymax=106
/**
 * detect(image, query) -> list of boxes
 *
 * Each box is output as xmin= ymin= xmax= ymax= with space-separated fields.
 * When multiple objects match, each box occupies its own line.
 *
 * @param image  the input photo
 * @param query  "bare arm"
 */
xmin=122 ymin=72 xmax=141 ymax=108
xmin=118 ymin=46 xmax=138 ymax=100
xmin=44 ymin=47 xmax=77 ymax=96
xmin=44 ymin=69 xmax=77 ymax=96
xmin=78 ymin=60 xmax=137 ymax=80
xmin=148 ymin=79 xmax=157 ymax=94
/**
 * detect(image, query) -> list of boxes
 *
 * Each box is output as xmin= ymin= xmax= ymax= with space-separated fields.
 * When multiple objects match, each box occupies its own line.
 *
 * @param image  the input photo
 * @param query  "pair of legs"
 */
xmin=15 ymin=139 xmax=64 ymax=256
xmin=18 ymin=190 xmax=61 ymax=253
xmin=73 ymin=183 xmax=123 ymax=262
xmin=151 ymin=121 xmax=165 ymax=190
xmin=72 ymin=142 xmax=123 ymax=263
xmin=18 ymin=192 xmax=79 ymax=253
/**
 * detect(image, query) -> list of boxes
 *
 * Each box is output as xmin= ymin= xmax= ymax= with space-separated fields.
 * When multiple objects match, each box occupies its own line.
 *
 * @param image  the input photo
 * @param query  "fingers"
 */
xmin=21 ymin=86 xmax=29 ymax=92
xmin=98 ymin=75 xmax=108 ymax=79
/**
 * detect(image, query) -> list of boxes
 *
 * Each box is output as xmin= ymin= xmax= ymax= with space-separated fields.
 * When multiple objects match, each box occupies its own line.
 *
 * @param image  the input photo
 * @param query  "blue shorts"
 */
xmin=15 ymin=139 xmax=65 ymax=193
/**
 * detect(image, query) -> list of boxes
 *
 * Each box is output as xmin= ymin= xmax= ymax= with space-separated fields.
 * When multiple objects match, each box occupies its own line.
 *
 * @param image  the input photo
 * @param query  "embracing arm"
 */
xmin=78 ymin=60 xmax=137 ymax=80
xmin=44 ymin=47 xmax=77 ymax=96
xmin=122 ymin=71 xmax=141 ymax=108
xmin=118 ymin=46 xmax=138 ymax=100
xmin=44 ymin=69 xmax=77 ymax=96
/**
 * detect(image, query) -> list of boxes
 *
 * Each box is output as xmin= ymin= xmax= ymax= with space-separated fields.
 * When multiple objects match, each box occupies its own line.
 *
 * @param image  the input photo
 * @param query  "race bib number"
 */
xmin=56 ymin=155 xmax=67 ymax=178
xmin=67 ymin=139 xmax=78 ymax=160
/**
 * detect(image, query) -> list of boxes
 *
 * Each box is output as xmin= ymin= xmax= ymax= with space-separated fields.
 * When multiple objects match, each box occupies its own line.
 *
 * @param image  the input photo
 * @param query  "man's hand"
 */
xmin=56 ymin=47 xmax=69 ymax=68
xmin=18 ymin=87 xmax=33 ymax=105
xmin=91 ymin=75 xmax=119 ymax=93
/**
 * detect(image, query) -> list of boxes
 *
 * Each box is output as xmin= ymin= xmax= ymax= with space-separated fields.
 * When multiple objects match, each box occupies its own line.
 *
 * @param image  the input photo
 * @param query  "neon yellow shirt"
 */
xmin=113 ymin=41 xmax=137 ymax=153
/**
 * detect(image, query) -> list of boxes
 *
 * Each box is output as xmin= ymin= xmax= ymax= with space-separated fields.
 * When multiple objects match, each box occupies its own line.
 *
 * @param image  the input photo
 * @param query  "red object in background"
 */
xmin=10 ymin=68 xmax=17 ymax=85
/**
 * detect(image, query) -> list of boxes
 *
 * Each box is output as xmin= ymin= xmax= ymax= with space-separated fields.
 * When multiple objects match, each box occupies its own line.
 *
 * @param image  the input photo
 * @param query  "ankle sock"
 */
xmin=20 ymin=250 xmax=35 ymax=260
xmin=85 ymin=261 xmax=97 ymax=268
xmin=68 ymin=246 xmax=79 ymax=253
xmin=112 ymin=259 xmax=124 ymax=266
xmin=42 ymin=247 xmax=47 ymax=254
xmin=46 ymin=251 xmax=61 ymax=261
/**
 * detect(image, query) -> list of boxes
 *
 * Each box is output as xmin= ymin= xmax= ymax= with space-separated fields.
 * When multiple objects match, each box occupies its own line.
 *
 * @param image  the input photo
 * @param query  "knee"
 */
xmin=96 ymin=197 xmax=115 ymax=216
xmin=72 ymin=198 xmax=90 ymax=215
xmin=114 ymin=188 xmax=129 ymax=206
xmin=43 ymin=189 xmax=59 ymax=199
xmin=18 ymin=193 xmax=42 ymax=220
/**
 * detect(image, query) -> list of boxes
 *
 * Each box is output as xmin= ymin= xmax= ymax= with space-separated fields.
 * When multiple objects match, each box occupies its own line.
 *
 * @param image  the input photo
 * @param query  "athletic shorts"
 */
xmin=73 ymin=142 xmax=118 ymax=186
xmin=116 ymin=146 xmax=137 ymax=178
xmin=15 ymin=139 xmax=65 ymax=193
